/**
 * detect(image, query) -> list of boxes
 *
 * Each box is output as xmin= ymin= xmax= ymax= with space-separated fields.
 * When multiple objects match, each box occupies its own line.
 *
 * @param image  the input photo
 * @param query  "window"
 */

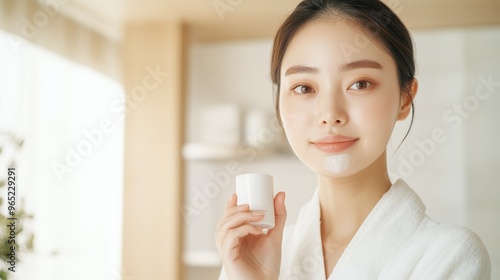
xmin=0 ymin=30 xmax=124 ymax=280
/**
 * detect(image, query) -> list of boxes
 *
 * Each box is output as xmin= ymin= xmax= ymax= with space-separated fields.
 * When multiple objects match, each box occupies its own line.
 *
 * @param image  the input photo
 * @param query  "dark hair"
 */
xmin=271 ymin=0 xmax=415 ymax=148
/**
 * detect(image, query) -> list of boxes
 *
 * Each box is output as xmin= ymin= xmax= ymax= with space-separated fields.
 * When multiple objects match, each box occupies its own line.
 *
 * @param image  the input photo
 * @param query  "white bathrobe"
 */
xmin=219 ymin=179 xmax=491 ymax=279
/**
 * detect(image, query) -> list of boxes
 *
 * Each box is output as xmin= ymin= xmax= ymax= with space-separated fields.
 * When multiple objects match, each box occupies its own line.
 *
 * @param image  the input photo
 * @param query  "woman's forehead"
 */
xmin=281 ymin=20 xmax=395 ymax=72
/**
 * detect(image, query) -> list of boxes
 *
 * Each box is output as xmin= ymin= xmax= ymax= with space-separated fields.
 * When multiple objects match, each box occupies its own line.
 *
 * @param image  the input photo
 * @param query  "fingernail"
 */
xmin=262 ymin=228 xmax=269 ymax=235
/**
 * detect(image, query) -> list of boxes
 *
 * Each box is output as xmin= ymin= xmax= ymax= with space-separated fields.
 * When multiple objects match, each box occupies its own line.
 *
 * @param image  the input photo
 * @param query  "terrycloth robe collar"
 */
xmin=281 ymin=179 xmax=426 ymax=279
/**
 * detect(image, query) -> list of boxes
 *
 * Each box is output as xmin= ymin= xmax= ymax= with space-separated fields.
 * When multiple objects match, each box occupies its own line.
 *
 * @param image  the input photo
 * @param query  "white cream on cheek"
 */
xmin=324 ymin=154 xmax=351 ymax=174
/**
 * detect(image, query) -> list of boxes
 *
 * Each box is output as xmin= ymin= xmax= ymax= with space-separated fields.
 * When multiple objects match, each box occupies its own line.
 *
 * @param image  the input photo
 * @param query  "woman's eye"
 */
xmin=349 ymin=80 xmax=372 ymax=90
xmin=292 ymin=85 xmax=314 ymax=95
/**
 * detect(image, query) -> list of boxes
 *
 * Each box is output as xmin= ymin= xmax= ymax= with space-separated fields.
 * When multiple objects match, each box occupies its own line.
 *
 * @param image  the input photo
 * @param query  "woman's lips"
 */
xmin=311 ymin=135 xmax=359 ymax=153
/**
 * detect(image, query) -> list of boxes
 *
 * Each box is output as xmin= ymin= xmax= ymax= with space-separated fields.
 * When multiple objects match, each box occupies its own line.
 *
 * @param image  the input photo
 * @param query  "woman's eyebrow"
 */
xmin=284 ymin=59 xmax=383 ymax=76
xmin=339 ymin=59 xmax=383 ymax=72
xmin=285 ymin=65 xmax=318 ymax=76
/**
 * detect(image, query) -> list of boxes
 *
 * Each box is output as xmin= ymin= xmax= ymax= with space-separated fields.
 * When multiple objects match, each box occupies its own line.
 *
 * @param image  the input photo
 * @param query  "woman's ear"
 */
xmin=397 ymin=79 xmax=418 ymax=120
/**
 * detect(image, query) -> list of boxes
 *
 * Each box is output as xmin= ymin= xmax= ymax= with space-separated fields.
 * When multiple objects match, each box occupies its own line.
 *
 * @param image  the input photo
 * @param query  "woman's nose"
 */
xmin=317 ymin=92 xmax=348 ymax=126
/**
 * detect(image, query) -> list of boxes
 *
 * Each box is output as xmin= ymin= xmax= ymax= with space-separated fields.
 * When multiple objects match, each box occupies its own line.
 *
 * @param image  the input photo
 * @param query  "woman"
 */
xmin=215 ymin=0 xmax=491 ymax=279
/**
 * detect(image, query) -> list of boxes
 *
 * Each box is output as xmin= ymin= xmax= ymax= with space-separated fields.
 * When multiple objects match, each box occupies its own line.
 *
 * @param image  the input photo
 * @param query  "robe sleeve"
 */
xmin=417 ymin=225 xmax=491 ymax=280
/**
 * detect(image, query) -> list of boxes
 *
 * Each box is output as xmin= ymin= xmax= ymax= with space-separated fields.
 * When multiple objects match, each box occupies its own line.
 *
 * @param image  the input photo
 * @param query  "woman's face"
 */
xmin=279 ymin=19 xmax=408 ymax=178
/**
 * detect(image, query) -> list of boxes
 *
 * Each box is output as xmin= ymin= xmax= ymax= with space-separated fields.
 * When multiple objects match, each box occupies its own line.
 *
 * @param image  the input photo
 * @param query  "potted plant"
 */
xmin=0 ymin=132 xmax=34 ymax=280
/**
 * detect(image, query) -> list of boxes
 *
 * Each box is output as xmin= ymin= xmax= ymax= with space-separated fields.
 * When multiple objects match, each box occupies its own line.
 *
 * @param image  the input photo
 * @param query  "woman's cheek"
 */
xmin=352 ymin=98 xmax=399 ymax=140
xmin=280 ymin=95 xmax=313 ymax=128
xmin=281 ymin=111 xmax=310 ymax=134
xmin=281 ymin=106 xmax=315 ymax=155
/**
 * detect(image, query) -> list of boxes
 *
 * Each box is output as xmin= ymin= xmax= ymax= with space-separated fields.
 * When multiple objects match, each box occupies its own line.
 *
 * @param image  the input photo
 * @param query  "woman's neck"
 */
xmin=318 ymin=152 xmax=392 ymax=245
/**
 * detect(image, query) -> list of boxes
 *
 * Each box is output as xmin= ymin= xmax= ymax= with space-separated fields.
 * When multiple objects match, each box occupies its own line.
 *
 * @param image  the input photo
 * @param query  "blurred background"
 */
xmin=0 ymin=0 xmax=499 ymax=279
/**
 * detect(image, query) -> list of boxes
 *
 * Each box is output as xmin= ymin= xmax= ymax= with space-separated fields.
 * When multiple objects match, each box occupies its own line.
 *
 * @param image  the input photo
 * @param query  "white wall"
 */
xmin=184 ymin=26 xmax=500 ymax=279
xmin=463 ymin=26 xmax=500 ymax=279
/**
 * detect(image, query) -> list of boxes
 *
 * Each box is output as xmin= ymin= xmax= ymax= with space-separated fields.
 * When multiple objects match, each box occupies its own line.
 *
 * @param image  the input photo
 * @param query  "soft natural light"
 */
xmin=0 ymin=30 xmax=124 ymax=280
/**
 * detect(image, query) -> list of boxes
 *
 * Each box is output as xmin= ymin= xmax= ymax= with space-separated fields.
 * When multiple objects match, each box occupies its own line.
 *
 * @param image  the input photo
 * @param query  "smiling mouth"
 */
xmin=311 ymin=135 xmax=359 ymax=153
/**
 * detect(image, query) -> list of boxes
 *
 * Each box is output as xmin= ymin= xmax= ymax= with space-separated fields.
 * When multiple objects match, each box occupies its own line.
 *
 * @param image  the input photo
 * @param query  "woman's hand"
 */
xmin=215 ymin=192 xmax=287 ymax=280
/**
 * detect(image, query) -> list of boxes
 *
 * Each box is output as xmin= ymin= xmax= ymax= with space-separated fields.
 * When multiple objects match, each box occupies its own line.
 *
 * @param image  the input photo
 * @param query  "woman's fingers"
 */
xmin=218 ymin=211 xmax=265 ymax=235
xmin=216 ymin=202 xmax=266 ymax=249
xmin=222 ymin=193 xmax=250 ymax=218
xmin=224 ymin=203 xmax=250 ymax=220
xmin=219 ymin=193 xmax=265 ymax=228
xmin=217 ymin=193 xmax=249 ymax=229
xmin=216 ymin=211 xmax=266 ymax=257
xmin=274 ymin=192 xmax=287 ymax=224
xmin=266 ymin=192 xmax=287 ymax=240
xmin=222 ymin=224 xmax=267 ymax=260
xmin=226 ymin=193 xmax=236 ymax=209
